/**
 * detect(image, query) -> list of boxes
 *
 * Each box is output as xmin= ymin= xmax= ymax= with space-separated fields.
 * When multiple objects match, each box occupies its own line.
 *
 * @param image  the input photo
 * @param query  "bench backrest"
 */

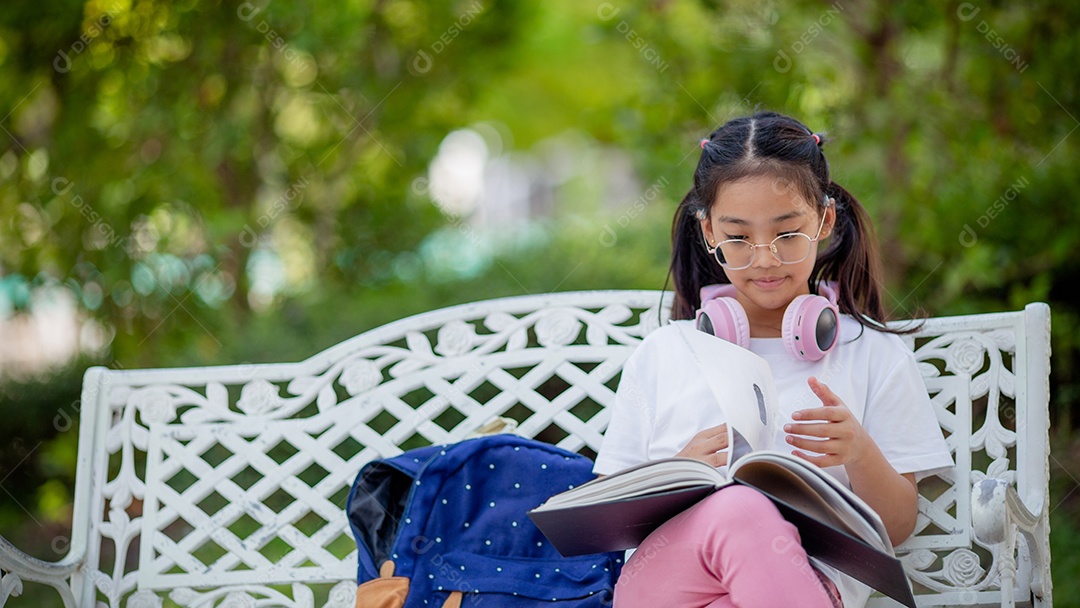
xmin=67 ymin=291 xmax=1050 ymax=607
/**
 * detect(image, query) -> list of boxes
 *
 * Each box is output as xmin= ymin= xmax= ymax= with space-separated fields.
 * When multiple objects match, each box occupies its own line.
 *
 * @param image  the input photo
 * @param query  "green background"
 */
xmin=1 ymin=0 xmax=1078 ymax=603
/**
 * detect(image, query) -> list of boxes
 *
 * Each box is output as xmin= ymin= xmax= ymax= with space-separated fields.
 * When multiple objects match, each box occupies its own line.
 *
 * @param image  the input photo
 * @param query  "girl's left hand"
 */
xmin=784 ymin=376 xmax=872 ymax=468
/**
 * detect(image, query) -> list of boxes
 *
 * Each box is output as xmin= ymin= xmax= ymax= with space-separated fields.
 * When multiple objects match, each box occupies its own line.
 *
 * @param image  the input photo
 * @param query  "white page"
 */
xmin=673 ymin=323 xmax=780 ymax=457
xmin=751 ymin=451 xmax=889 ymax=550
xmin=731 ymin=450 xmax=892 ymax=552
xmin=536 ymin=458 xmax=726 ymax=508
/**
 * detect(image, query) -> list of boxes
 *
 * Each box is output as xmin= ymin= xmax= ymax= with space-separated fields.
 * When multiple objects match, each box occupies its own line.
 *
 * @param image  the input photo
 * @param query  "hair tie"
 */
xmin=812 ymin=133 xmax=821 ymax=145
xmin=700 ymin=138 xmax=710 ymax=149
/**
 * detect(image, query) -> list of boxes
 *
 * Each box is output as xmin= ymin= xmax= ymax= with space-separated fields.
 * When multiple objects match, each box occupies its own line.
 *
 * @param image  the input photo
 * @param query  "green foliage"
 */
xmin=1 ymin=0 xmax=1079 ymax=600
xmin=1051 ymin=429 xmax=1080 ymax=607
xmin=0 ymin=359 xmax=88 ymax=560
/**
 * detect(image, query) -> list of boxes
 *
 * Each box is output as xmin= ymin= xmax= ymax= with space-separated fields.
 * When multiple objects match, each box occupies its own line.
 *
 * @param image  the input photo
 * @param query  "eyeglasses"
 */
xmin=705 ymin=211 xmax=828 ymax=270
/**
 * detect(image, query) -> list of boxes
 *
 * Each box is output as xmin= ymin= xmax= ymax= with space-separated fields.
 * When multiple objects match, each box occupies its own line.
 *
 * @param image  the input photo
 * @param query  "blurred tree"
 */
xmin=1 ymin=0 xmax=1079 ymax=601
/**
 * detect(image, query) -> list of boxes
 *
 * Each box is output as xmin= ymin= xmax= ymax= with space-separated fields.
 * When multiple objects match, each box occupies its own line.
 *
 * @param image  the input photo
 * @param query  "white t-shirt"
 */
xmin=593 ymin=316 xmax=954 ymax=608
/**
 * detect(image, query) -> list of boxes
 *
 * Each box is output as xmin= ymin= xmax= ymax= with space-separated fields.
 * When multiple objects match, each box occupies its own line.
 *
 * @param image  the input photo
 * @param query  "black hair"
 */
xmin=667 ymin=111 xmax=913 ymax=334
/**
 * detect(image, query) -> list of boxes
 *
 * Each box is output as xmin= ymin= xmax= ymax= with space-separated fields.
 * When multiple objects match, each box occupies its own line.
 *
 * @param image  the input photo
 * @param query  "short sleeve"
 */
xmin=861 ymin=349 xmax=954 ymax=480
xmin=593 ymin=353 xmax=654 ymax=476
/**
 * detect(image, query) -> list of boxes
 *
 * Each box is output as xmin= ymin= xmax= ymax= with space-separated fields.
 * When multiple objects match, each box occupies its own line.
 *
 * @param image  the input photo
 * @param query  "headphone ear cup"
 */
xmin=696 ymin=297 xmax=750 ymax=349
xmin=782 ymin=294 xmax=840 ymax=361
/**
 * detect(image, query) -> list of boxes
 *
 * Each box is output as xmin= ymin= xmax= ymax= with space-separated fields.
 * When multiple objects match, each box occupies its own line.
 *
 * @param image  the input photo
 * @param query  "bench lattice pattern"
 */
xmin=0 ymin=291 xmax=1051 ymax=607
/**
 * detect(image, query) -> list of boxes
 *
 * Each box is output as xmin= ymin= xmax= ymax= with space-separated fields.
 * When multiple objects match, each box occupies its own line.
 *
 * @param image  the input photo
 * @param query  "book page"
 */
xmin=534 ymin=457 xmax=727 ymax=510
xmin=731 ymin=451 xmax=891 ymax=552
xmin=731 ymin=461 xmax=865 ymax=540
xmin=673 ymin=323 xmax=780 ymax=459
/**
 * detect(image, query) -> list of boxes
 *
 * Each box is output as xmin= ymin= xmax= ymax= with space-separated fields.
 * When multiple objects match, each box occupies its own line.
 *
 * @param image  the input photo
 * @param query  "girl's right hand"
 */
xmin=675 ymin=424 xmax=729 ymax=467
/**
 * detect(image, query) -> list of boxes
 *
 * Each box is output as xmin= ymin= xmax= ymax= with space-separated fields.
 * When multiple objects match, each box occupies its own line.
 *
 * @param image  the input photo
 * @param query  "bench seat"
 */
xmin=0 ymin=291 xmax=1052 ymax=607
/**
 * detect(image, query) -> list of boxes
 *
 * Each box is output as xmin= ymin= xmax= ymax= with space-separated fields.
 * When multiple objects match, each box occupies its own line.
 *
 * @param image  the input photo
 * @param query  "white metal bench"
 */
xmin=0 ymin=291 xmax=1052 ymax=607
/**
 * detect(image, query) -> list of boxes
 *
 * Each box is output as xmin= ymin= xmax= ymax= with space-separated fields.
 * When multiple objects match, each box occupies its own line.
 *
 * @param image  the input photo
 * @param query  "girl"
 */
xmin=593 ymin=111 xmax=953 ymax=608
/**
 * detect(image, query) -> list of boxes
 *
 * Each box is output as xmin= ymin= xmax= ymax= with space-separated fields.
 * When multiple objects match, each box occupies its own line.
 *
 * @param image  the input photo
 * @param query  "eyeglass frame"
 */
xmin=701 ymin=202 xmax=831 ymax=271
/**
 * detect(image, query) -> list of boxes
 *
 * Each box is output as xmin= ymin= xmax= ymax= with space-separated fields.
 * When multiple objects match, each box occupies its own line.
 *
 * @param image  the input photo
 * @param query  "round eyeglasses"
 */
xmin=705 ymin=211 xmax=828 ymax=271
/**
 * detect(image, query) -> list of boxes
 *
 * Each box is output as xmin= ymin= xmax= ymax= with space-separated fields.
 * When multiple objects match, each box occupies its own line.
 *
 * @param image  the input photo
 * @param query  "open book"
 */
xmin=527 ymin=323 xmax=917 ymax=608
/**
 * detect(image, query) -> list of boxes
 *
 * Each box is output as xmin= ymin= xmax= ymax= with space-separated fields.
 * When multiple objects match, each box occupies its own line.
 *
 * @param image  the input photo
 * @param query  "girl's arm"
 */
xmin=840 ymin=445 xmax=919 ymax=546
xmin=784 ymin=377 xmax=919 ymax=546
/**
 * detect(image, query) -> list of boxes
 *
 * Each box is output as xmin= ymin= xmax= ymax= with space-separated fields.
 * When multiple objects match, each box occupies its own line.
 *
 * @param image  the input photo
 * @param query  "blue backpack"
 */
xmin=348 ymin=434 xmax=623 ymax=608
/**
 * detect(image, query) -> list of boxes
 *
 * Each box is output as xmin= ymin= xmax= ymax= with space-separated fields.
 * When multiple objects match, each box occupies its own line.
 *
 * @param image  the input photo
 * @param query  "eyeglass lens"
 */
xmin=715 ymin=233 xmax=812 ymax=269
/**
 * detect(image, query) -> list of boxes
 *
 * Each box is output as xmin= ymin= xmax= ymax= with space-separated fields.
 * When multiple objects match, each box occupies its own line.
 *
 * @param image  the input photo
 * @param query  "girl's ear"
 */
xmin=698 ymin=213 xmax=716 ymax=249
xmin=821 ymin=198 xmax=837 ymax=239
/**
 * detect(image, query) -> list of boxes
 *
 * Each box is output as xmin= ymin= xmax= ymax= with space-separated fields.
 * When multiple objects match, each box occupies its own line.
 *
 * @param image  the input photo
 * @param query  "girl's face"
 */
xmin=700 ymin=174 xmax=835 ymax=321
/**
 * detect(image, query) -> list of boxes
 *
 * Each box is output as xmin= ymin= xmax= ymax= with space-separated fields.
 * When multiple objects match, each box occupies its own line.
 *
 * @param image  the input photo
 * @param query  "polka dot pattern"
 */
xmin=351 ymin=436 xmax=623 ymax=604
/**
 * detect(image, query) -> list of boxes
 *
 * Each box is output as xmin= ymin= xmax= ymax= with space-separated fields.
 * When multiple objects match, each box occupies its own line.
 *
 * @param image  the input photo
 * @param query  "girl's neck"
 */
xmin=736 ymin=293 xmax=794 ymax=338
xmin=747 ymin=310 xmax=785 ymax=338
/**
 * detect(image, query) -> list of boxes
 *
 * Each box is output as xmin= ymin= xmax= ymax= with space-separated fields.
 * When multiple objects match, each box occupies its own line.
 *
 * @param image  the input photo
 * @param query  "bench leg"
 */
xmin=971 ymin=478 xmax=1052 ymax=608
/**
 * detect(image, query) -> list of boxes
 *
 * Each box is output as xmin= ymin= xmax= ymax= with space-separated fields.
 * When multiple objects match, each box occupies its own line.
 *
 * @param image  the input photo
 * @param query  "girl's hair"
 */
xmin=668 ymin=110 xmax=911 ymax=334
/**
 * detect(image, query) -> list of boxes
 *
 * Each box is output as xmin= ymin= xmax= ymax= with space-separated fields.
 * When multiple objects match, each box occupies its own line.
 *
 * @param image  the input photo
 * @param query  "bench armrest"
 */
xmin=0 ymin=534 xmax=81 ymax=608
xmin=971 ymin=478 xmax=1052 ymax=607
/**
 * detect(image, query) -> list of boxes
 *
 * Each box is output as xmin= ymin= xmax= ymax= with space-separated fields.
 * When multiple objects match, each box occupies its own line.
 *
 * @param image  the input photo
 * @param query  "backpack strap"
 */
xmin=354 ymin=560 xmax=409 ymax=608
xmin=353 ymin=560 xmax=465 ymax=608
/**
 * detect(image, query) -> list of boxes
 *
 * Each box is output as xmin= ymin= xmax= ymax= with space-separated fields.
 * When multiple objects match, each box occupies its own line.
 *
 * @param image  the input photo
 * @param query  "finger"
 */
xmin=692 ymin=424 xmax=727 ymax=440
xmin=699 ymin=433 xmax=728 ymax=453
xmin=791 ymin=450 xmax=840 ymax=468
xmin=808 ymin=376 xmax=842 ymax=406
xmin=791 ymin=406 xmax=845 ymax=422
xmin=785 ymin=435 xmax=839 ymax=454
xmin=705 ymin=451 xmax=729 ymax=468
xmin=784 ymin=422 xmax=844 ymax=438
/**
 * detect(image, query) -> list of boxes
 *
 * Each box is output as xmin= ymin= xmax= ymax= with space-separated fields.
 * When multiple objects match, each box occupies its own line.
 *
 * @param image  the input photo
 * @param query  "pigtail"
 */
xmin=670 ymin=191 xmax=726 ymax=320
xmin=812 ymin=181 xmax=918 ymax=333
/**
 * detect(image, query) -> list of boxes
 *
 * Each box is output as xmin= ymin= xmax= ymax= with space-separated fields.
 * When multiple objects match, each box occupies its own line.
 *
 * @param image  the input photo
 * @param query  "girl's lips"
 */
xmin=752 ymin=277 xmax=786 ymax=289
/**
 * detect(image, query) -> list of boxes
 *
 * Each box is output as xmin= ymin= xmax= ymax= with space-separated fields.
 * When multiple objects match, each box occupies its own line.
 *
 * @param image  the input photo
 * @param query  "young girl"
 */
xmin=593 ymin=111 xmax=953 ymax=608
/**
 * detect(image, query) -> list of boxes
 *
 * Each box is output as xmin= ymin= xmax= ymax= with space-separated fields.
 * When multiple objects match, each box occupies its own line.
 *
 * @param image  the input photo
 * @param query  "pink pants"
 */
xmin=613 ymin=486 xmax=843 ymax=608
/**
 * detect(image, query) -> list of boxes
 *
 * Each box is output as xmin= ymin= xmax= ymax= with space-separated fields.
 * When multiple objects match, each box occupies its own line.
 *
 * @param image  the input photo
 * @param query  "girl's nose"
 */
xmin=751 ymin=244 xmax=782 ymax=268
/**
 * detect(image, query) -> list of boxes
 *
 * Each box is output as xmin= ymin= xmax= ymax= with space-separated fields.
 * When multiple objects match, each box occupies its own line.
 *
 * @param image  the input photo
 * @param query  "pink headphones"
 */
xmin=695 ymin=283 xmax=841 ymax=361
